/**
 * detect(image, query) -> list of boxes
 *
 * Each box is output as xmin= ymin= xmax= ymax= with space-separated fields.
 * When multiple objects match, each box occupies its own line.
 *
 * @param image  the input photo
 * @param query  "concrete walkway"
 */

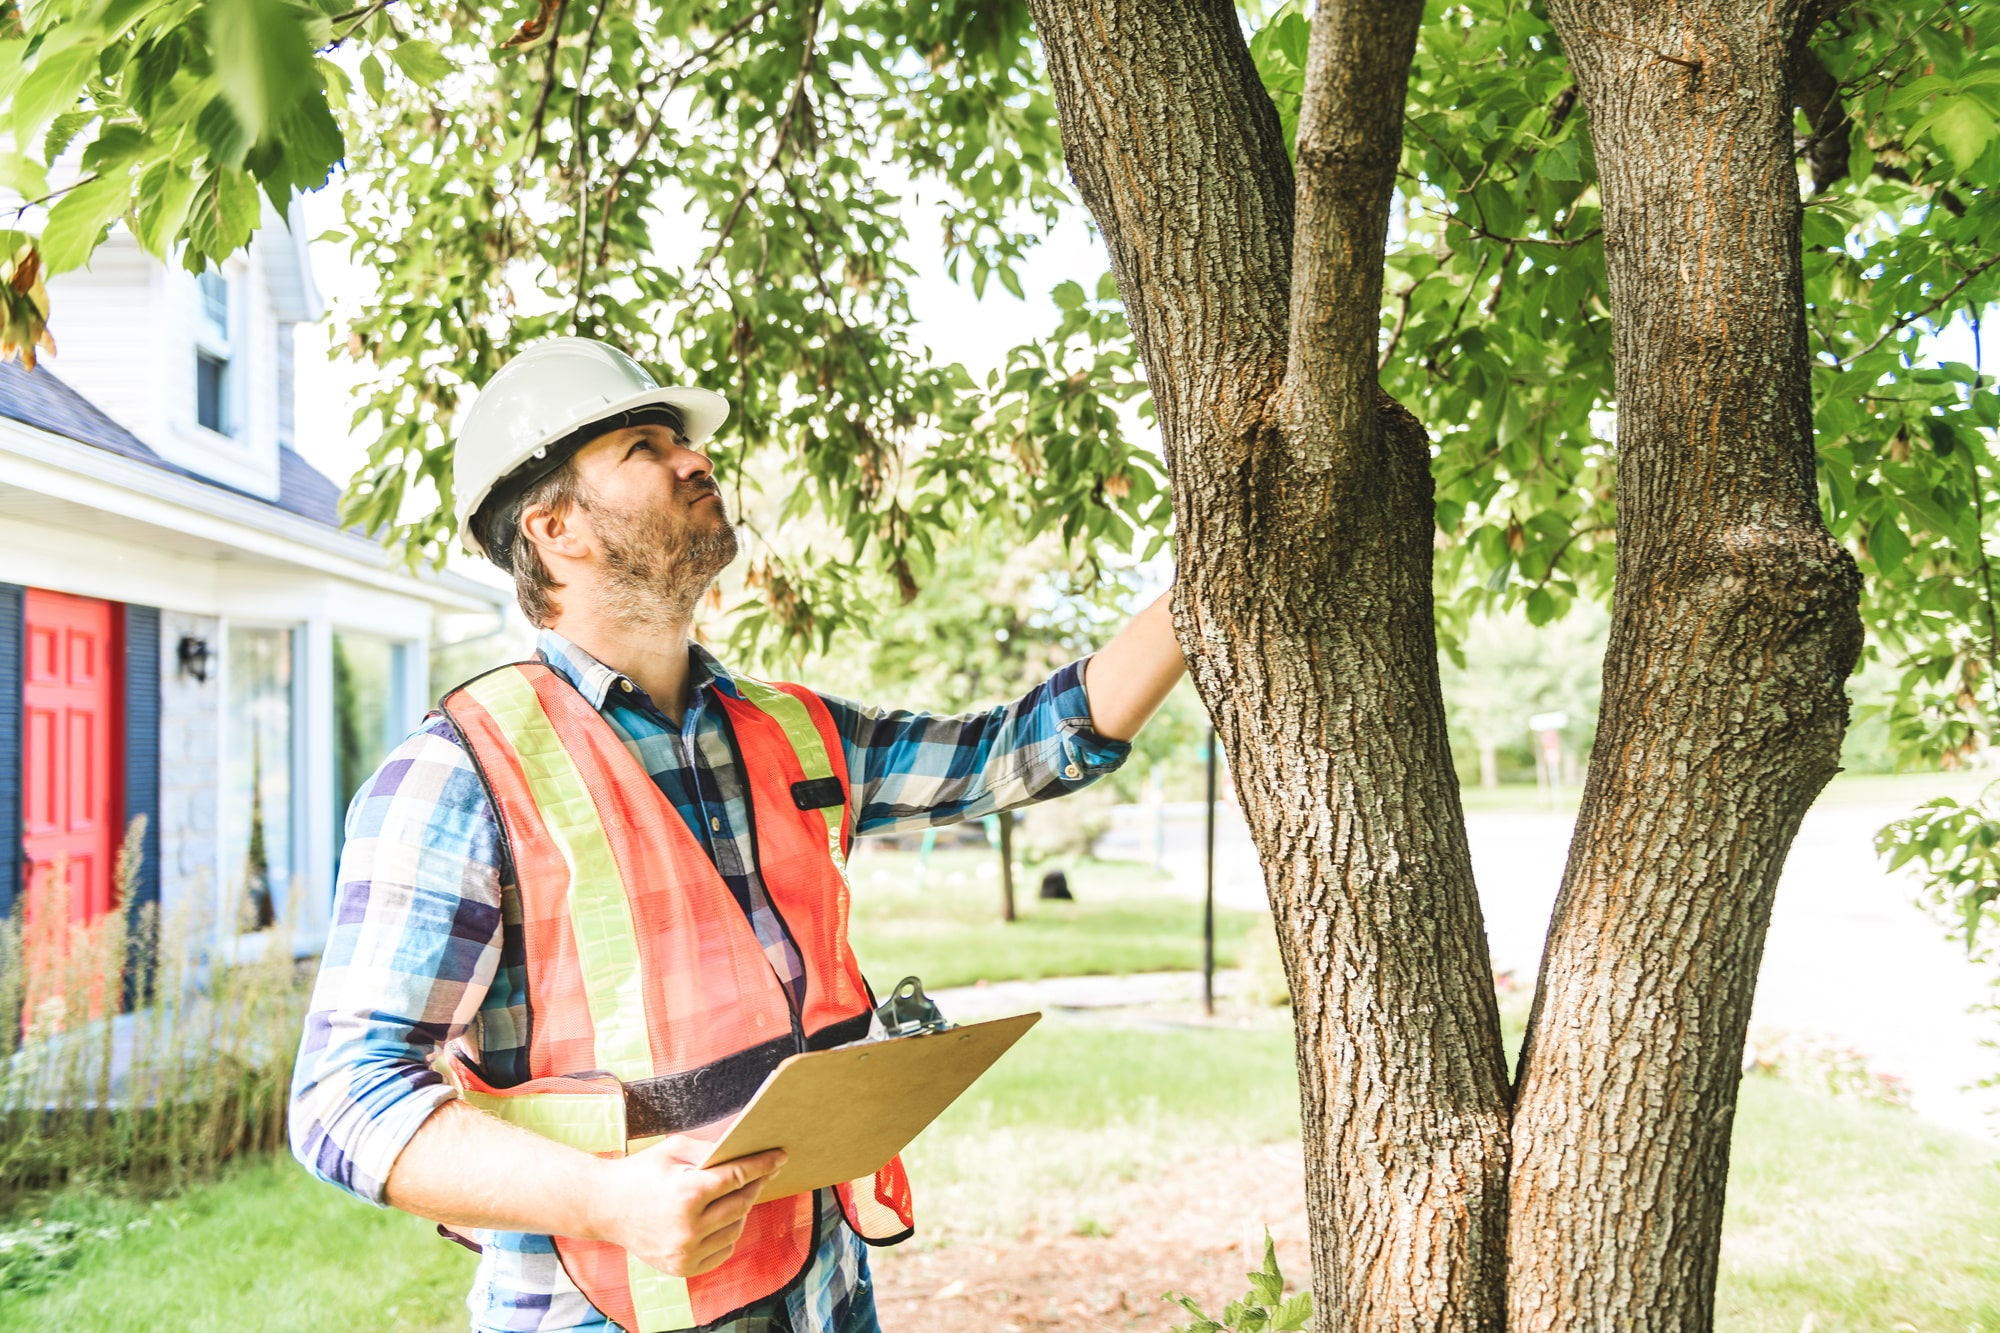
xmin=1097 ymin=784 xmax=2000 ymax=1140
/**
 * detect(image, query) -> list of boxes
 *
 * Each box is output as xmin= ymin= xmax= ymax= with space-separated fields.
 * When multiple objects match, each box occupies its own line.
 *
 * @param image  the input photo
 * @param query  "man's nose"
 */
xmin=673 ymin=444 xmax=715 ymax=480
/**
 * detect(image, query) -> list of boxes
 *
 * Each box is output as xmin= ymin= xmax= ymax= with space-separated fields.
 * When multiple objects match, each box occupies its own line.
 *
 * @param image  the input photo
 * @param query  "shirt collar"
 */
xmin=532 ymin=628 xmax=743 ymax=712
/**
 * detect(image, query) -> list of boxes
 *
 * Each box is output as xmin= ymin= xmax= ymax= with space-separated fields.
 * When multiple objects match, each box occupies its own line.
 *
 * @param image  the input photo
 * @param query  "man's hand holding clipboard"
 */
xmin=697 ymin=979 xmax=1042 ymax=1201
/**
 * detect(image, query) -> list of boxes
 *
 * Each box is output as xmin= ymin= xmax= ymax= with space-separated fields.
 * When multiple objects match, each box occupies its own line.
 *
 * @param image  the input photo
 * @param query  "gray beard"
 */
xmin=586 ymin=490 xmax=740 ymax=631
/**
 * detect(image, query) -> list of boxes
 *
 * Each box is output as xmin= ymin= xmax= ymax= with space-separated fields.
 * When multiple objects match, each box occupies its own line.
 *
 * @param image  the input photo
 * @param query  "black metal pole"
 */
xmin=1204 ymin=722 xmax=1217 ymax=1017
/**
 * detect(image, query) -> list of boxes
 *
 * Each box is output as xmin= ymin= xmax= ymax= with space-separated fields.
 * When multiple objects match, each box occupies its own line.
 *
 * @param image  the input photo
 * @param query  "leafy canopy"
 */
xmin=2 ymin=0 xmax=1995 ymax=725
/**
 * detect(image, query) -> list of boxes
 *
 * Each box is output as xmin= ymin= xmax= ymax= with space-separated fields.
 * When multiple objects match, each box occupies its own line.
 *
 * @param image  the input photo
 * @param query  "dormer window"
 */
xmin=195 ymin=270 xmax=234 ymax=437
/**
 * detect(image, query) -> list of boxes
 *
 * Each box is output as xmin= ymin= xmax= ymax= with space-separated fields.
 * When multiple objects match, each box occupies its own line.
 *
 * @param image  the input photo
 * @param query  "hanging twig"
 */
xmin=1528 ymin=523 xmax=1613 ymax=594
xmin=11 ymin=172 xmax=100 ymax=223
xmin=592 ymin=0 xmax=781 ymax=270
xmin=696 ymin=1 xmax=823 ymax=275
xmin=568 ymin=0 xmax=611 ymax=328
xmin=524 ymin=0 xmax=570 ymax=161
xmin=1378 ymin=254 xmax=1451 ymax=371
xmin=1423 ymin=249 xmax=1491 ymax=376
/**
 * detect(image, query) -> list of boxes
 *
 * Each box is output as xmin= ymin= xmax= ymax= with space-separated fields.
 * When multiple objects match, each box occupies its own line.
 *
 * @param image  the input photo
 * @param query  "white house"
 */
xmin=0 ymin=217 xmax=507 ymax=956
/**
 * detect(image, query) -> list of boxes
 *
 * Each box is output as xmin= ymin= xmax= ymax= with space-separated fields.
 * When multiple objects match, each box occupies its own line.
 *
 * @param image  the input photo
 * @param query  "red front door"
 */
xmin=22 ymin=590 xmax=122 ymax=926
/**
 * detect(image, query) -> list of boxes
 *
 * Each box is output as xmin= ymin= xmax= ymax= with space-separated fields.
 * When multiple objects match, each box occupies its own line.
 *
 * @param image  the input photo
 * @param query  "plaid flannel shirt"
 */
xmin=289 ymin=630 xmax=1130 ymax=1333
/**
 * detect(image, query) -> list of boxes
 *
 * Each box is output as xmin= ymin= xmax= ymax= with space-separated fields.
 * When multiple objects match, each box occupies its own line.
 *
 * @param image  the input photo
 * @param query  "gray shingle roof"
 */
xmin=0 ymin=358 xmax=343 ymax=527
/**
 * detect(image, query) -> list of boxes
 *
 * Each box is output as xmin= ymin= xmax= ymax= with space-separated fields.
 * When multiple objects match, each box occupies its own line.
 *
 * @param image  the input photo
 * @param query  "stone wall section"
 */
xmin=158 ymin=611 xmax=221 ymax=924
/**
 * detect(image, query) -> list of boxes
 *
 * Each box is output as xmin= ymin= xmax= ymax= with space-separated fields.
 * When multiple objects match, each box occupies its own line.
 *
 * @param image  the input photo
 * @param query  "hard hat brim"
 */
xmin=457 ymin=384 xmax=731 ymax=559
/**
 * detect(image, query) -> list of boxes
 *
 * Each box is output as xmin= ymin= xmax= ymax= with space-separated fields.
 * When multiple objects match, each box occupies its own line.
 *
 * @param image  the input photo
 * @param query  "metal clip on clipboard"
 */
xmin=873 ymin=975 xmax=954 ymax=1037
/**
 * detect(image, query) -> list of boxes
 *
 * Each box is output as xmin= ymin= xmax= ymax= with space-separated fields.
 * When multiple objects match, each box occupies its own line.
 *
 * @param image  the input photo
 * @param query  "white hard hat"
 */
xmin=452 ymin=337 xmax=730 ymax=560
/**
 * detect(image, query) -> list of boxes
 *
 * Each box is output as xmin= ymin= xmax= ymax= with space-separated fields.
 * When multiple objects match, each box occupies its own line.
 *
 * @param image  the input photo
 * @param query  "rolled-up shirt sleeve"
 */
xmin=288 ymin=718 xmax=505 ymax=1206
xmin=824 ymin=654 xmax=1133 ymax=837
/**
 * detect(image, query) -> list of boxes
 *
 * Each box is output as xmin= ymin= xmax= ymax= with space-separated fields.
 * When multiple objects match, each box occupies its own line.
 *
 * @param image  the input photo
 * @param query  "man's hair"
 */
xmin=476 ymin=457 xmax=587 ymax=627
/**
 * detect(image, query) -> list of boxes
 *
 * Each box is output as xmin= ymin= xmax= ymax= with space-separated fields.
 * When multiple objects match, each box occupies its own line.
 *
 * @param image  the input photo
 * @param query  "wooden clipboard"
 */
xmin=698 ymin=1011 xmax=1041 ymax=1200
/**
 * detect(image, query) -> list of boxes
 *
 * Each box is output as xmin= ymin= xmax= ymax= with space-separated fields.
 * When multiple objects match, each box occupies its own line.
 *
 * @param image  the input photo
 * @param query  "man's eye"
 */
xmin=628 ymin=441 xmax=655 ymax=457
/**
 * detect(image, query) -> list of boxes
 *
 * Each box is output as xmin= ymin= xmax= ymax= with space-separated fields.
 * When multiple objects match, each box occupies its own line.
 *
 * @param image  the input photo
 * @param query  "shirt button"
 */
xmin=618 ymin=679 xmax=633 ymax=693
xmin=1064 ymin=763 xmax=1081 ymax=779
xmin=710 ymin=816 xmax=721 ymax=832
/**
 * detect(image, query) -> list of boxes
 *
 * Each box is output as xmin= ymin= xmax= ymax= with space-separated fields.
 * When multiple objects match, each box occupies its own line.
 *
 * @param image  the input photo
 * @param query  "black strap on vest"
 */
xmin=621 ymin=1011 xmax=872 ymax=1138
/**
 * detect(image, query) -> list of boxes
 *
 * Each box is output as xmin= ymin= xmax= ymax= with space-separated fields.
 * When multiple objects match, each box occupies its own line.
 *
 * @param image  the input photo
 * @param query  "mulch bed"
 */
xmin=872 ymin=1143 xmax=1310 ymax=1332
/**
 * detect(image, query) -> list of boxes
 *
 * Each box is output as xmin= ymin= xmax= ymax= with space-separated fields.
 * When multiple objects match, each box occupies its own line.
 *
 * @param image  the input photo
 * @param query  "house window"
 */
xmin=332 ymin=633 xmax=403 ymax=868
xmin=194 ymin=270 xmax=234 ymax=437
xmin=221 ymin=627 xmax=294 ymax=933
xmin=196 ymin=351 xmax=230 ymax=434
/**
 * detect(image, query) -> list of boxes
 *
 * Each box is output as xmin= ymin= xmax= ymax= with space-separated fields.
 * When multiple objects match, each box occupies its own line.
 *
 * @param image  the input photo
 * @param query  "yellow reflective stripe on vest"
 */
xmin=458 ymin=1088 xmax=627 ymax=1154
xmin=732 ymin=678 xmax=847 ymax=873
xmin=628 ymin=1254 xmax=697 ymax=1331
xmin=465 ymin=670 xmax=656 ymax=1084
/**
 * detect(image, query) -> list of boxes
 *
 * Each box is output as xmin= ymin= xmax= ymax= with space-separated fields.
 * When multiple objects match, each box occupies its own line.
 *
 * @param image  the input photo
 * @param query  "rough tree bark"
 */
xmin=1026 ymin=1 xmax=1512 ymax=1328
xmin=1507 ymin=3 xmax=1864 ymax=1327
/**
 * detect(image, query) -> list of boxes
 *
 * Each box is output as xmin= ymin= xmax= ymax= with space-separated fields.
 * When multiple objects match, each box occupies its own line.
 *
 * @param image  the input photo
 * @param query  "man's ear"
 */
xmin=518 ymin=499 xmax=593 ymax=565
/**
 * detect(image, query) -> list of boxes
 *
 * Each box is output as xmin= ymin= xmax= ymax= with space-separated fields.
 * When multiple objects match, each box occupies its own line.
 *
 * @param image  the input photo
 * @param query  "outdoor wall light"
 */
xmin=176 ymin=635 xmax=213 ymax=684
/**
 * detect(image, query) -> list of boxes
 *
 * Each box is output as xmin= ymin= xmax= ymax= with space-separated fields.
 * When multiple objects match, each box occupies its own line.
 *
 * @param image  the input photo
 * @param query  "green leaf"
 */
xmin=209 ymin=0 xmax=319 ymax=143
xmin=42 ymin=109 xmax=95 ymax=164
xmin=1051 ymin=278 xmax=1086 ymax=311
xmin=12 ymin=41 xmax=96 ymax=145
xmin=1273 ymin=1292 xmax=1313 ymax=1331
xmin=1537 ymin=137 xmax=1582 ymax=182
xmin=1525 ymin=586 xmax=1558 ymax=625
xmin=1920 ymin=97 xmax=1995 ymax=172
xmin=41 ymin=171 xmax=132 ymax=274
xmin=0 ymin=153 xmax=48 ymax=201
xmin=1869 ymin=515 xmax=1910 ymax=574
xmin=180 ymin=167 xmax=262 ymax=268
xmin=390 ymin=39 xmax=453 ymax=88
xmin=359 ymin=53 xmax=386 ymax=104
xmin=133 ymin=155 xmax=199 ymax=256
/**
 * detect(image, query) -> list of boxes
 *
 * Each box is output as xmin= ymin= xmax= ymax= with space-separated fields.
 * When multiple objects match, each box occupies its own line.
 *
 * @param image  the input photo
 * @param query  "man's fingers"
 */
xmin=691 ymin=1148 xmax=785 ymax=1203
xmin=684 ymin=1222 xmax=748 ymax=1276
xmin=696 ymin=1175 xmax=767 ymax=1231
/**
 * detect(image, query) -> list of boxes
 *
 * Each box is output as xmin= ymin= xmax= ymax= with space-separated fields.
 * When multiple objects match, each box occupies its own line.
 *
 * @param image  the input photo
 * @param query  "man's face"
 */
xmin=561 ymin=422 xmax=740 ymax=618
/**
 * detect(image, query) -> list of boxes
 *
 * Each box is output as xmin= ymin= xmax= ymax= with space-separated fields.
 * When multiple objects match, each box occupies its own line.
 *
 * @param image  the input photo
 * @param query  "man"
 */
xmin=289 ymin=337 xmax=1187 ymax=1333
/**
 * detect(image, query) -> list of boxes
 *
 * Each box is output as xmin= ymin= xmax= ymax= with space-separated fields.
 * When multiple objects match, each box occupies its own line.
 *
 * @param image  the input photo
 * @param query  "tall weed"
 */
xmin=0 ymin=818 xmax=313 ymax=1210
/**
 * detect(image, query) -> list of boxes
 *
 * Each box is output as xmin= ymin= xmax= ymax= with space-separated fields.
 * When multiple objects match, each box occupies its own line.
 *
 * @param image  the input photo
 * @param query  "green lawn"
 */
xmin=845 ymin=848 xmax=1261 ymax=989
xmin=4 ymin=1019 xmax=1995 ymax=1330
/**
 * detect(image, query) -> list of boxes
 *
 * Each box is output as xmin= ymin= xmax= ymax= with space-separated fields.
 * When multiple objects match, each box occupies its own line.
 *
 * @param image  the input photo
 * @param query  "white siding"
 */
xmin=38 ymin=238 xmax=168 ymax=445
xmin=43 ymin=231 xmax=304 ymax=501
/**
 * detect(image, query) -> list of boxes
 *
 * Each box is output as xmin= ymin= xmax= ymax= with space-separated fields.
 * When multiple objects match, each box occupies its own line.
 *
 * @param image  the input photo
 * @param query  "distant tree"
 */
xmin=7 ymin=0 xmax=1997 ymax=1326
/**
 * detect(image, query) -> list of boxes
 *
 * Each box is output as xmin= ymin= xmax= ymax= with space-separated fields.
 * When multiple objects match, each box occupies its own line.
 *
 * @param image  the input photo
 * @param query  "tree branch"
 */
xmin=1830 ymin=253 xmax=2000 ymax=370
xmin=1791 ymin=47 xmax=1850 ymax=195
xmin=1286 ymin=0 xmax=1427 ymax=449
xmin=1441 ymin=212 xmax=1604 ymax=249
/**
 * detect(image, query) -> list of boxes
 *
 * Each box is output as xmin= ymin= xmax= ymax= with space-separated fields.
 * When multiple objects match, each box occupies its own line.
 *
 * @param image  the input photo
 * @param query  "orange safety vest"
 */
xmin=437 ymin=662 xmax=915 ymax=1332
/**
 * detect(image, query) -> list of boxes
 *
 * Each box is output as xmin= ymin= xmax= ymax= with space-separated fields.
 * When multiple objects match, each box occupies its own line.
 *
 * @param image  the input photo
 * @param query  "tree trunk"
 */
xmin=1027 ymin=2 xmax=1512 ymax=1327
xmin=1508 ymin=6 xmax=1864 ymax=1326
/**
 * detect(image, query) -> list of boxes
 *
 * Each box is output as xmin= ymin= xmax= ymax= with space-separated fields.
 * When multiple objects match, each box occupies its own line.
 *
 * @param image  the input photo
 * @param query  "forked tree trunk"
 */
xmin=1507 ymin=4 xmax=1863 ymax=1326
xmin=1027 ymin=1 xmax=1512 ymax=1327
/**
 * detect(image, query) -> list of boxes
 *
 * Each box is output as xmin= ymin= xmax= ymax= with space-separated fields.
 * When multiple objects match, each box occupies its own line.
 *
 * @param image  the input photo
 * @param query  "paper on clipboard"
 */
xmin=698 ymin=1011 xmax=1041 ymax=1200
